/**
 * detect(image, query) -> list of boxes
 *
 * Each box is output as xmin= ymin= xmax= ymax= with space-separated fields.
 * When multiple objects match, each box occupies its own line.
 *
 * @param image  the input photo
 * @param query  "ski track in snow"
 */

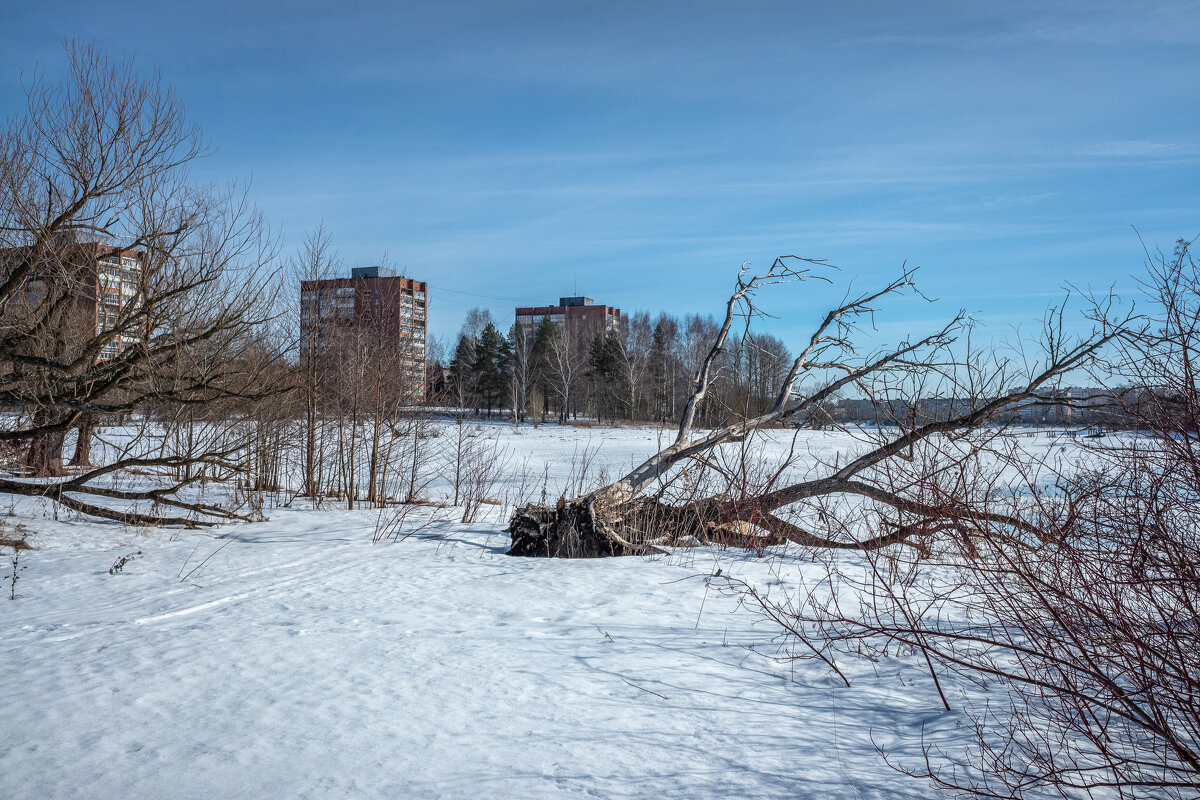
xmin=1 ymin=423 xmax=1083 ymax=799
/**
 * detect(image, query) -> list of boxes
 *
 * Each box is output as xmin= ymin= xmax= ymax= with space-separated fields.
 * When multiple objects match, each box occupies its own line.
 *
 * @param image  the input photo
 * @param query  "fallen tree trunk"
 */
xmin=507 ymin=491 xmax=961 ymax=557
xmin=505 ymin=257 xmax=1122 ymax=558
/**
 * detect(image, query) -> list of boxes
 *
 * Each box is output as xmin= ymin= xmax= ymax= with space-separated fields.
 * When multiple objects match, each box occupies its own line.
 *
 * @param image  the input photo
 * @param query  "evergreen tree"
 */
xmin=649 ymin=321 xmax=673 ymax=422
xmin=472 ymin=322 xmax=510 ymax=418
xmin=531 ymin=316 xmax=558 ymax=421
xmin=449 ymin=334 xmax=477 ymax=417
xmin=588 ymin=330 xmax=625 ymax=423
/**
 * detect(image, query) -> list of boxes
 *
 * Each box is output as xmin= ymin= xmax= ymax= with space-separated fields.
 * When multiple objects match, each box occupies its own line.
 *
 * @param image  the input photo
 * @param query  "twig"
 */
xmin=620 ymin=676 xmax=668 ymax=700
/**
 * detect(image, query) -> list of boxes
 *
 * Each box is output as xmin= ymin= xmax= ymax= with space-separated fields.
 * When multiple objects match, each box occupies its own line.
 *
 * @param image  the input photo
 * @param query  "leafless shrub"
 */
xmin=457 ymin=435 xmax=509 ymax=524
xmin=444 ymin=421 xmax=481 ymax=507
xmin=739 ymin=239 xmax=1200 ymax=798
xmin=1 ymin=522 xmax=30 ymax=599
xmin=372 ymin=499 xmax=453 ymax=544
xmin=107 ymin=550 xmax=142 ymax=575
xmin=5 ymin=549 xmax=23 ymax=599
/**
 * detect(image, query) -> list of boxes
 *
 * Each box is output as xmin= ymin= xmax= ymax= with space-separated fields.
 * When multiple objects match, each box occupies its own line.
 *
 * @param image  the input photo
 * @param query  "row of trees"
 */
xmin=438 ymin=307 xmax=796 ymax=427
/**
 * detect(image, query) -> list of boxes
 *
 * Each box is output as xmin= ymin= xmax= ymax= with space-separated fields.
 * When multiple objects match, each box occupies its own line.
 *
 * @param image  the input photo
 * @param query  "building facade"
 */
xmin=1 ymin=241 xmax=145 ymax=361
xmin=93 ymin=247 xmax=144 ymax=359
xmin=514 ymin=296 xmax=621 ymax=340
xmin=300 ymin=267 xmax=427 ymax=397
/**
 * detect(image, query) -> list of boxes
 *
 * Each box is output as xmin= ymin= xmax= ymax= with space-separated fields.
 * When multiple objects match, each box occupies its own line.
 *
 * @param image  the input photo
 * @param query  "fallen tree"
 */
xmin=507 ymin=256 xmax=1125 ymax=557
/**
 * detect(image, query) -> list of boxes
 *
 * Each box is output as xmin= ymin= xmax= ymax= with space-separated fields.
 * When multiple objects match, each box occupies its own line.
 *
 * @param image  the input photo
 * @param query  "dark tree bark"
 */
xmin=507 ymin=501 xmax=634 ymax=558
xmin=68 ymin=414 xmax=94 ymax=467
xmin=26 ymin=429 xmax=67 ymax=477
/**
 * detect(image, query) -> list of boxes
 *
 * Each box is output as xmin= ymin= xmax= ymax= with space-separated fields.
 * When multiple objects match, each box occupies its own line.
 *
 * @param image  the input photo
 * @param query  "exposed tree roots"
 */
xmin=507 ymin=499 xmax=655 ymax=558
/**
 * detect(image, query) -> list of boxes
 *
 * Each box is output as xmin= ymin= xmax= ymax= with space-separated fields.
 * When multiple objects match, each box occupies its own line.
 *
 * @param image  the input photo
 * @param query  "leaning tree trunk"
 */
xmin=68 ymin=414 xmax=94 ymax=467
xmin=507 ymin=263 xmax=799 ymax=558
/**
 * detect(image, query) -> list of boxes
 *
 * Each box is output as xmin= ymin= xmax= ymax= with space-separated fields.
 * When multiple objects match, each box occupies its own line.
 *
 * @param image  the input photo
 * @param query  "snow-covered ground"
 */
xmin=1 ymin=423 xmax=1081 ymax=799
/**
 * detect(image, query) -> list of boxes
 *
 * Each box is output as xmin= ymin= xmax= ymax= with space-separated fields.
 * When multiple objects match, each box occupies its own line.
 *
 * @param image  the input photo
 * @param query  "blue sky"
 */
xmin=1 ymin=0 xmax=1197 ymax=349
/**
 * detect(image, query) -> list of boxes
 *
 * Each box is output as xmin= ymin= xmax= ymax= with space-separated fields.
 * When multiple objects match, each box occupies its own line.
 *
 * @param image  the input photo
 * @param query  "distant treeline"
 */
xmin=429 ymin=308 xmax=1158 ymax=430
xmin=428 ymin=308 xmax=796 ymax=426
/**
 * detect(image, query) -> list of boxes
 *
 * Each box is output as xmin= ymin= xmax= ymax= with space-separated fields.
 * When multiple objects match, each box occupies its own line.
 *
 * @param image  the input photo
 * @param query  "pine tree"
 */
xmin=449 ymin=334 xmax=477 ymax=417
xmin=588 ymin=330 xmax=625 ymax=424
xmin=649 ymin=321 xmax=673 ymax=422
xmin=473 ymin=322 xmax=510 ymax=418
xmin=532 ymin=316 xmax=558 ymax=421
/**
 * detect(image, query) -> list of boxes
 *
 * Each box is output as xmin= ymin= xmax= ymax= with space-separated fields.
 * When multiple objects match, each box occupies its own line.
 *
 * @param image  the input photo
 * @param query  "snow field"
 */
xmin=1 ymin=423 xmax=1078 ymax=799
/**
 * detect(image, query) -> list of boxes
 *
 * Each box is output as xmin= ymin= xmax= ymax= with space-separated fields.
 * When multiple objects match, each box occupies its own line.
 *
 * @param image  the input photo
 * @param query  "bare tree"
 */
xmin=0 ymin=43 xmax=284 ymax=525
xmin=456 ymin=431 xmax=507 ymax=524
xmin=648 ymin=314 xmax=679 ymax=423
xmin=618 ymin=311 xmax=653 ymax=421
xmin=295 ymin=225 xmax=340 ymax=499
xmin=443 ymin=420 xmax=500 ymax=513
xmin=545 ymin=319 xmax=587 ymax=423
xmin=507 ymin=321 xmax=538 ymax=424
xmin=395 ymin=408 xmax=438 ymax=505
xmin=677 ymin=313 xmax=724 ymax=427
xmin=460 ymin=307 xmax=494 ymax=343
xmin=507 ymin=256 xmax=1122 ymax=557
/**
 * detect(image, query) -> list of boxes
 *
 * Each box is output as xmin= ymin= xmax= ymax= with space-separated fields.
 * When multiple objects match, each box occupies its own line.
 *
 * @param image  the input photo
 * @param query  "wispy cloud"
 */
xmin=1078 ymin=139 xmax=1200 ymax=159
xmin=854 ymin=2 xmax=1200 ymax=49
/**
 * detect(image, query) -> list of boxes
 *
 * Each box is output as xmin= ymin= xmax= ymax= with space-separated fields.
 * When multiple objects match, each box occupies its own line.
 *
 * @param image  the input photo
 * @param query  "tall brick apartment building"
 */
xmin=300 ymin=266 xmax=427 ymax=397
xmin=0 ymin=240 xmax=145 ymax=361
xmin=515 ymin=296 xmax=621 ymax=339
